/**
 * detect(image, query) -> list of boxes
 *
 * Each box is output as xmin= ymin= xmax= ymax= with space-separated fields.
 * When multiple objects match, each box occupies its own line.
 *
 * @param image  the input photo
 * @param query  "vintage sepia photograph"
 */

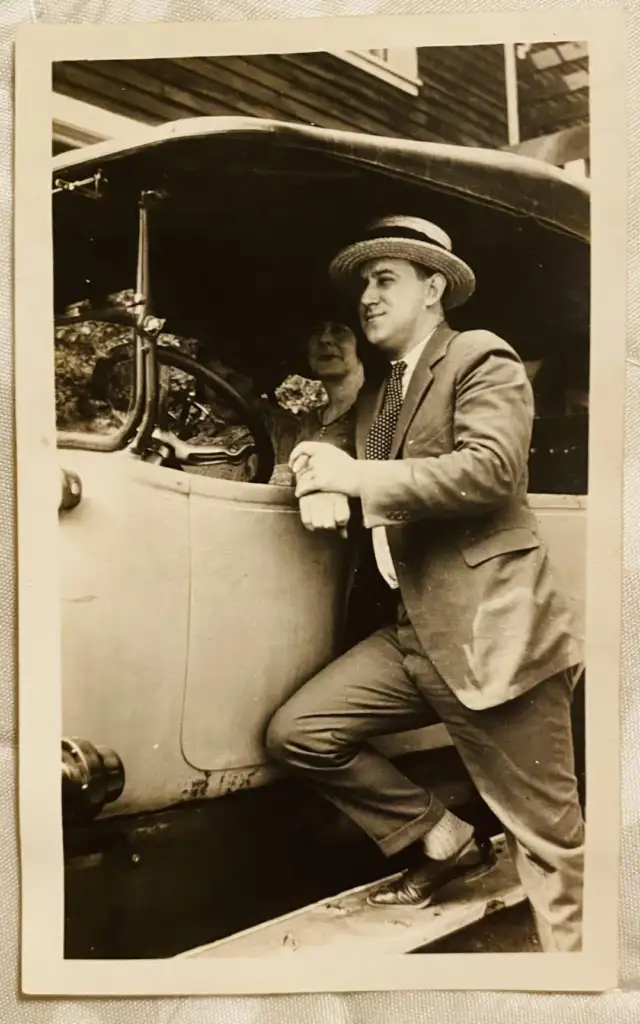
xmin=15 ymin=11 xmax=625 ymax=997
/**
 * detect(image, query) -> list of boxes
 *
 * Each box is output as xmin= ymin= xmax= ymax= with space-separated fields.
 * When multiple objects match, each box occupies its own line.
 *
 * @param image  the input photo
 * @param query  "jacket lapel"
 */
xmin=355 ymin=322 xmax=458 ymax=460
xmin=389 ymin=321 xmax=458 ymax=458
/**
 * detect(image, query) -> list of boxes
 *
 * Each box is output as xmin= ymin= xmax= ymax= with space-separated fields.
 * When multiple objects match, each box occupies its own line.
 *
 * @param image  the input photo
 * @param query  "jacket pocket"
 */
xmin=459 ymin=528 xmax=540 ymax=567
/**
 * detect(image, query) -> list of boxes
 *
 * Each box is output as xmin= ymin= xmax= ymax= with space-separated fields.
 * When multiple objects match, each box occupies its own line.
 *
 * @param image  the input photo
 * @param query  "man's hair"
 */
xmin=412 ymin=262 xmax=448 ymax=302
xmin=412 ymin=263 xmax=433 ymax=281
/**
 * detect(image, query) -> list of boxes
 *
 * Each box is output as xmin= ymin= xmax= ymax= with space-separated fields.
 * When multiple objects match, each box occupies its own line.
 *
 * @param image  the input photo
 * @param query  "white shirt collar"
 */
xmin=391 ymin=323 xmax=440 ymax=383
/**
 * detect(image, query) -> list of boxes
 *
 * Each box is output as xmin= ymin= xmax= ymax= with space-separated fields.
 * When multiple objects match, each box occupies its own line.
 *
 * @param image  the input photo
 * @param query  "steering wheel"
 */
xmin=92 ymin=345 xmax=276 ymax=484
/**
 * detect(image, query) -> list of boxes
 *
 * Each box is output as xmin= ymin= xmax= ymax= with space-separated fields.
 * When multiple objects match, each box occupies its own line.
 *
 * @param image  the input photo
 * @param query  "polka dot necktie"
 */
xmin=365 ymin=360 xmax=407 ymax=461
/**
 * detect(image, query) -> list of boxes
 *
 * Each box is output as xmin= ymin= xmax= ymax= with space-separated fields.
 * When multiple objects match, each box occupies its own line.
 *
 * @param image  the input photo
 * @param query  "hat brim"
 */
xmin=328 ymin=238 xmax=476 ymax=310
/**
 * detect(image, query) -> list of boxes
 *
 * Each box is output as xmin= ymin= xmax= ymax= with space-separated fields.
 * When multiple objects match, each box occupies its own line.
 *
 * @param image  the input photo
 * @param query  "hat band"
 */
xmin=357 ymin=225 xmax=450 ymax=250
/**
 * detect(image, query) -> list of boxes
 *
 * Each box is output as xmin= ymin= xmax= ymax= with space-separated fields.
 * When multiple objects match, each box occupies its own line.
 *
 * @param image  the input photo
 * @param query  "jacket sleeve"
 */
xmin=359 ymin=338 xmax=534 ymax=528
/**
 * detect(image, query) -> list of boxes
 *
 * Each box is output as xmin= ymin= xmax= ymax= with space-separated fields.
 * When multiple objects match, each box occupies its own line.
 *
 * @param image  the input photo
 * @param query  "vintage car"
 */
xmin=54 ymin=117 xmax=589 ymax=958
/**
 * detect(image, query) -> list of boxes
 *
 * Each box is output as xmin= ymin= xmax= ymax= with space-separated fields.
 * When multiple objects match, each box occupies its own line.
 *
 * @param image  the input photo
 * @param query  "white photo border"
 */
xmin=15 ymin=8 xmax=626 ymax=996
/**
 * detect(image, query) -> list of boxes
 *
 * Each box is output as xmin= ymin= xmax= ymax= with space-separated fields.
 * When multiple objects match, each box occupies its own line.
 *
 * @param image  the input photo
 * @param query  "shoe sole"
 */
xmin=366 ymin=853 xmax=498 ymax=910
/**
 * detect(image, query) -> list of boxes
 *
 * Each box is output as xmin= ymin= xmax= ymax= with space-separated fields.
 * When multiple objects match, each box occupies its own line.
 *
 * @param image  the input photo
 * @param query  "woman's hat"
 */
xmin=329 ymin=215 xmax=476 ymax=310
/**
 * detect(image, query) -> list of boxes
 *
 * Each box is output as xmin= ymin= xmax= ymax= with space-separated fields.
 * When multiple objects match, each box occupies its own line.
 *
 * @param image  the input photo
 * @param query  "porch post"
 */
xmin=504 ymin=43 xmax=521 ymax=147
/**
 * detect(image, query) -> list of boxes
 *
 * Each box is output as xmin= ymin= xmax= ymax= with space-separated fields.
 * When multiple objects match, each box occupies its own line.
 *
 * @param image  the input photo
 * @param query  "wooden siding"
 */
xmin=52 ymin=45 xmax=510 ymax=150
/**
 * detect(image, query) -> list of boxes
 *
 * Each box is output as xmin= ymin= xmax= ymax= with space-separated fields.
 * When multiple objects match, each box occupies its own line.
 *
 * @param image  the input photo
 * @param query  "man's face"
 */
xmin=357 ymin=258 xmax=431 ymax=358
xmin=307 ymin=322 xmax=360 ymax=381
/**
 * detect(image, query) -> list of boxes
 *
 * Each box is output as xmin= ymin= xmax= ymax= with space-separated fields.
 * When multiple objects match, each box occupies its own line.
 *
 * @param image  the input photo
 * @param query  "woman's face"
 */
xmin=307 ymin=323 xmax=361 ymax=382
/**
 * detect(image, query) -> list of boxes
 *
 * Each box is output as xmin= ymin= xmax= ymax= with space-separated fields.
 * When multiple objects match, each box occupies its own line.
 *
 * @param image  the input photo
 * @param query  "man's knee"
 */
xmin=264 ymin=706 xmax=300 ymax=764
xmin=265 ymin=704 xmax=340 ymax=767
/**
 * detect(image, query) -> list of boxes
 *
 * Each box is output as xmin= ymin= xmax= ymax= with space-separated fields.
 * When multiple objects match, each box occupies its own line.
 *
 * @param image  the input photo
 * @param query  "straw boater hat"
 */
xmin=328 ymin=215 xmax=476 ymax=310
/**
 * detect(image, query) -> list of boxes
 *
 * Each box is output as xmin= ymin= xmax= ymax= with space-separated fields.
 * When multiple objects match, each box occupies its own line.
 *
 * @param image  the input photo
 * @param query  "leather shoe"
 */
xmin=366 ymin=833 xmax=496 ymax=909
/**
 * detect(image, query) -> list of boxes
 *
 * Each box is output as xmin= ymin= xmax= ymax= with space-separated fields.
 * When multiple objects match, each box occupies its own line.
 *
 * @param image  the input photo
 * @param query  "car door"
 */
xmin=180 ymin=473 xmax=350 ymax=775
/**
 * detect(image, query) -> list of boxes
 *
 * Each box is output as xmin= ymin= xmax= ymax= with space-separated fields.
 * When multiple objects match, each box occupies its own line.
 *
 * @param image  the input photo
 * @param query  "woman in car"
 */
xmin=269 ymin=320 xmax=365 ymax=484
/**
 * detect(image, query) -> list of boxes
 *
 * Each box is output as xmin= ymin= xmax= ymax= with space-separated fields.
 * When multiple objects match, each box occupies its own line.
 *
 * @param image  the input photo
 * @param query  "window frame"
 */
xmin=52 ymin=93 xmax=151 ymax=151
xmin=329 ymin=49 xmax=422 ymax=96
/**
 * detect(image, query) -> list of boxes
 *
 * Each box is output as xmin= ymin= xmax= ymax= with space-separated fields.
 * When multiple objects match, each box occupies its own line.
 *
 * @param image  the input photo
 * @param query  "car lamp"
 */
xmin=62 ymin=738 xmax=125 ymax=824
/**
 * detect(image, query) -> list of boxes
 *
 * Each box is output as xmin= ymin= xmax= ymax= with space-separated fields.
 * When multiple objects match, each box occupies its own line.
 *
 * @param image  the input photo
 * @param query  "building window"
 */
xmin=330 ymin=49 xmax=421 ymax=96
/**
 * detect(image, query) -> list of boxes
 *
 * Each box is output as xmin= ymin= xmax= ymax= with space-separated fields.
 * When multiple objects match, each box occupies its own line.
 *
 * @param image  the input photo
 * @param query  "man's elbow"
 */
xmin=477 ymin=450 xmax=525 ymax=504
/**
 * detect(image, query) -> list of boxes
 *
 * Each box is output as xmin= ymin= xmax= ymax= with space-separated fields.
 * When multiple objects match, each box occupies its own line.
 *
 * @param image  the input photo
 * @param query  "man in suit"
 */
xmin=265 ymin=216 xmax=585 ymax=952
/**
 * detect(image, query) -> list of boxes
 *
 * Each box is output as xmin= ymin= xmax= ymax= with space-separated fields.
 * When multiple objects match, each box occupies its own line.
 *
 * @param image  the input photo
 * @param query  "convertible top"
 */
xmin=53 ymin=116 xmax=590 ymax=375
xmin=54 ymin=115 xmax=589 ymax=242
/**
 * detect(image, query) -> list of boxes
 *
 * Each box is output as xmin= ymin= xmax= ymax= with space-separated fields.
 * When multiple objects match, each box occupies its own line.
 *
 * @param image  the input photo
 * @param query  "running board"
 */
xmin=177 ymin=836 xmax=525 ymax=958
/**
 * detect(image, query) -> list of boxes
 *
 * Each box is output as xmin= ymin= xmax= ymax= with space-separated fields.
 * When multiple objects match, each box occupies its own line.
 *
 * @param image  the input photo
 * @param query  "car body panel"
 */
xmin=60 ymin=444 xmax=586 ymax=813
xmin=59 ymin=448 xmax=350 ymax=813
xmin=182 ymin=472 xmax=349 ymax=770
xmin=60 ymin=448 xmax=196 ymax=815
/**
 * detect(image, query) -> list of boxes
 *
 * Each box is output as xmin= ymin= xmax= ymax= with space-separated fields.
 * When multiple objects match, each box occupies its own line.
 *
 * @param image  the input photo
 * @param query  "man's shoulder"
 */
xmin=451 ymin=327 xmax=519 ymax=358
xmin=447 ymin=327 xmax=524 ymax=373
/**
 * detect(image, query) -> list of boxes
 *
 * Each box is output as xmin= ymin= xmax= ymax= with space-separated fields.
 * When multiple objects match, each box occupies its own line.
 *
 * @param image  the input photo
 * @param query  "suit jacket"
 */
xmin=354 ymin=321 xmax=583 ymax=710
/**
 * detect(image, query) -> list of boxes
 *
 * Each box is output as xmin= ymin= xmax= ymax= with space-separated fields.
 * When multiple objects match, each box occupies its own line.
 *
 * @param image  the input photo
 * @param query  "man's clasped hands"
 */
xmin=289 ymin=440 xmax=364 ymax=539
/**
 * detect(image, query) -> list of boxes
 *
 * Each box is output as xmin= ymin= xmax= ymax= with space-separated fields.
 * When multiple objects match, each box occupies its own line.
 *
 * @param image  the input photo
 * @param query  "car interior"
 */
xmin=53 ymin=134 xmax=590 ymax=496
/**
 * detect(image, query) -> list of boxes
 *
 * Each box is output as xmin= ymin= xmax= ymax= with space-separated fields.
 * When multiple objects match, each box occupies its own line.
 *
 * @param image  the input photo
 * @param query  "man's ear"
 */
xmin=424 ymin=272 xmax=448 ymax=308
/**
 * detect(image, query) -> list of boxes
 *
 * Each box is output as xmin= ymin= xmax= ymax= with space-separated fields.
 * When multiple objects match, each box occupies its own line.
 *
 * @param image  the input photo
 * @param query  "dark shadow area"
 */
xmin=64 ymin=742 xmax=481 ymax=959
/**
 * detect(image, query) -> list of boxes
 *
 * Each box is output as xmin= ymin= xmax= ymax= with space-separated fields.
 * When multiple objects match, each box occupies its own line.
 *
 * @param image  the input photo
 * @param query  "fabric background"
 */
xmin=2 ymin=0 xmax=637 ymax=1018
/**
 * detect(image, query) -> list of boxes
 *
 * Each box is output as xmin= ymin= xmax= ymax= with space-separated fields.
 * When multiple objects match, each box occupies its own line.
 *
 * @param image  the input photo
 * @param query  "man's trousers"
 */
xmin=266 ymin=602 xmax=585 ymax=952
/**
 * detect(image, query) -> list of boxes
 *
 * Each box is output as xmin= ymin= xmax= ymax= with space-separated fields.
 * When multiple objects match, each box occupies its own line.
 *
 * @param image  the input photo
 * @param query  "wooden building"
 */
xmin=52 ymin=42 xmax=589 ymax=175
